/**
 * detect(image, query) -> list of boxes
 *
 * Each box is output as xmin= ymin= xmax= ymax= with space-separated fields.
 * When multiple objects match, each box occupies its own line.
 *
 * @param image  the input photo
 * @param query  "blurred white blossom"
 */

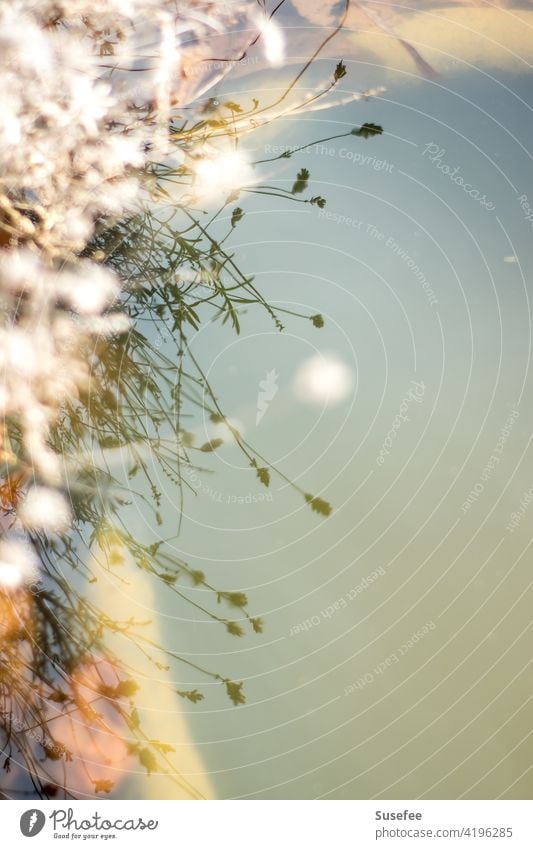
xmin=255 ymin=13 xmax=285 ymax=66
xmin=0 ymin=0 xmax=348 ymax=553
xmin=191 ymin=146 xmax=256 ymax=202
xmin=0 ymin=538 xmax=39 ymax=589
xmin=293 ymin=353 xmax=354 ymax=405
xmin=18 ymin=487 xmax=73 ymax=533
xmin=0 ymin=0 xmax=261 ymax=545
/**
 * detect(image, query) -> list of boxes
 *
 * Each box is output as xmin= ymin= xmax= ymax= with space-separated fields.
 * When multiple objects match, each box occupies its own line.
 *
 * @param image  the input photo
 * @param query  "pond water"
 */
xmin=89 ymin=2 xmax=533 ymax=800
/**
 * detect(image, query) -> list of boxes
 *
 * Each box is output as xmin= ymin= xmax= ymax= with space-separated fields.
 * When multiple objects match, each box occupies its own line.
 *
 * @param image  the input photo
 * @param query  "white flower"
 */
xmin=0 ymin=0 xmax=266 ymax=536
xmin=18 ymin=487 xmax=73 ymax=533
xmin=191 ymin=146 xmax=255 ymax=201
xmin=4 ymin=330 xmax=40 ymax=377
xmin=293 ymin=353 xmax=354 ymax=405
xmin=255 ymin=13 xmax=284 ymax=66
xmin=0 ymin=11 xmax=52 ymax=74
xmin=0 ymin=539 xmax=39 ymax=589
xmin=60 ymin=264 xmax=120 ymax=316
xmin=84 ymin=313 xmax=132 ymax=336
xmin=0 ymin=250 xmax=42 ymax=294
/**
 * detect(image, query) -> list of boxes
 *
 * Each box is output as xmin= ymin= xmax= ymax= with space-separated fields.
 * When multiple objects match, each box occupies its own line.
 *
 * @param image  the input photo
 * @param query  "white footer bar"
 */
xmin=6 ymin=800 xmax=533 ymax=848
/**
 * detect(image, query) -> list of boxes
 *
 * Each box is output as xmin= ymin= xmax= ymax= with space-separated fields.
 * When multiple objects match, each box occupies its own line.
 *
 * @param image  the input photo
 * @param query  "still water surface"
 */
xmin=98 ymin=2 xmax=533 ymax=799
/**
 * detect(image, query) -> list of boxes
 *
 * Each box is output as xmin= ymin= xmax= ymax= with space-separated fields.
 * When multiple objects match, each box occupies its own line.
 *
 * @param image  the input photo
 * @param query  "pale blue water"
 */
xmin=114 ymin=61 xmax=533 ymax=799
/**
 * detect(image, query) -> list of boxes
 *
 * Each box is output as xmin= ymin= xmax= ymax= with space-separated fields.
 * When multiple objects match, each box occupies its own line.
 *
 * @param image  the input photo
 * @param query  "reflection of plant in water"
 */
xmin=0 ymin=0 xmax=384 ymax=799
